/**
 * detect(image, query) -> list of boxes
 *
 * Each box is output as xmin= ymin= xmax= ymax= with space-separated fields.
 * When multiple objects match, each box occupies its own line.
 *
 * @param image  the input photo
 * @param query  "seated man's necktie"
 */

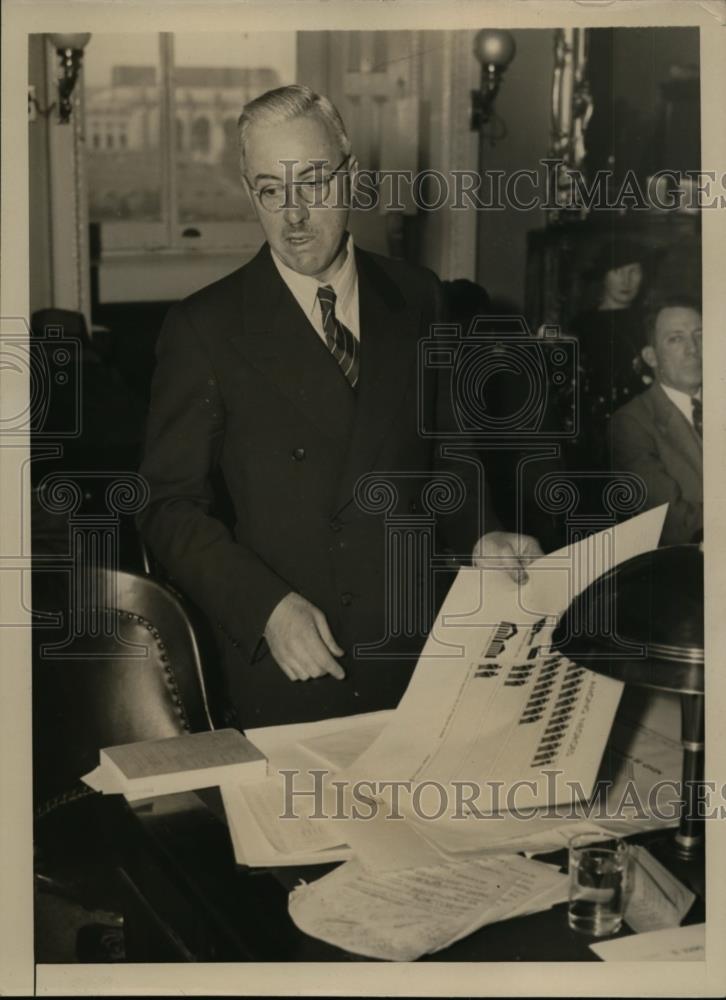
xmin=317 ymin=284 xmax=359 ymax=390
xmin=691 ymin=396 xmax=703 ymax=438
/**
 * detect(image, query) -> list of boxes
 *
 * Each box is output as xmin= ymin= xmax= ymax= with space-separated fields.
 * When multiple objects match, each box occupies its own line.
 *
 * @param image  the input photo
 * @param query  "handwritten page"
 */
xmin=590 ymin=923 xmax=705 ymax=962
xmin=288 ymin=854 xmax=567 ymax=961
xmin=624 ymin=845 xmax=695 ymax=933
xmin=342 ymin=507 xmax=667 ymax=815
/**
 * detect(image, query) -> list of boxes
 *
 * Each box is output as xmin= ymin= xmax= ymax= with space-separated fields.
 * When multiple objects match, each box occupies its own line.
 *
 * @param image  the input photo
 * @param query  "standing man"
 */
xmin=610 ymin=295 xmax=703 ymax=545
xmin=138 ymin=85 xmax=542 ymax=728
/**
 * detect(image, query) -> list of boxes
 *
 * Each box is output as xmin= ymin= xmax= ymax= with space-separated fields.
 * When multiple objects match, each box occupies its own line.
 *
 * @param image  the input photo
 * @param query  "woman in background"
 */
xmin=570 ymin=237 xmax=652 ymax=471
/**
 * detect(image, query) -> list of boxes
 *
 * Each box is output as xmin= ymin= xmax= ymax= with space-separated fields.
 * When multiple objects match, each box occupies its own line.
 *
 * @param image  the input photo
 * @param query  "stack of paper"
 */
xmin=222 ymin=507 xmax=671 ymax=873
xmin=245 ymin=710 xmax=392 ymax=772
xmin=221 ymin=775 xmax=351 ymax=867
xmin=288 ymin=854 xmax=568 ymax=961
xmin=392 ymin=703 xmax=685 ymax=865
xmin=590 ymin=923 xmax=705 ymax=962
xmin=82 ymin=728 xmax=267 ymax=800
xmin=219 ymin=507 xmax=677 ymax=883
xmin=221 ymin=693 xmax=685 ymax=872
xmin=220 ymin=711 xmax=391 ymax=866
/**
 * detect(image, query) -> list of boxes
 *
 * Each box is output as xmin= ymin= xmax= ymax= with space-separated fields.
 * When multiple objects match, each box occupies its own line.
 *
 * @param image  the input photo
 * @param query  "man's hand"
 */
xmin=264 ymin=592 xmax=346 ymax=682
xmin=472 ymin=531 xmax=544 ymax=584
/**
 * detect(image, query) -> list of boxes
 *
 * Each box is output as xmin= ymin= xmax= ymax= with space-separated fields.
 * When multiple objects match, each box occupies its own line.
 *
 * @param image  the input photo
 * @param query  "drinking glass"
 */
xmin=567 ymin=834 xmax=630 ymax=936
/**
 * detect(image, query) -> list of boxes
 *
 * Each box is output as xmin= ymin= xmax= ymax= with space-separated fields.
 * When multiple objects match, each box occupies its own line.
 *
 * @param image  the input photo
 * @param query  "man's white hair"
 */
xmin=238 ymin=84 xmax=352 ymax=174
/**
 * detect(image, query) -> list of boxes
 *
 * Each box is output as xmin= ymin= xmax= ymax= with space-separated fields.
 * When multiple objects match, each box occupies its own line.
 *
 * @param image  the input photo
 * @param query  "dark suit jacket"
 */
xmin=138 ymin=243 xmax=496 ymax=728
xmin=610 ymin=383 xmax=702 ymax=545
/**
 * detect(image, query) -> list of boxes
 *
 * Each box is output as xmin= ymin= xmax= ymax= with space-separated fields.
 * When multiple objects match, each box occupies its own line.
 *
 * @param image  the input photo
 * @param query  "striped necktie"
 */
xmin=316 ymin=284 xmax=359 ymax=390
xmin=691 ymin=396 xmax=702 ymax=437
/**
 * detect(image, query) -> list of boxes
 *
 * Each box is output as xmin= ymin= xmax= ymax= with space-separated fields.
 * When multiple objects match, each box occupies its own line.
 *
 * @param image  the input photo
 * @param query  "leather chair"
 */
xmin=32 ymin=566 xmax=219 ymax=957
xmin=33 ymin=567 xmax=217 ymax=818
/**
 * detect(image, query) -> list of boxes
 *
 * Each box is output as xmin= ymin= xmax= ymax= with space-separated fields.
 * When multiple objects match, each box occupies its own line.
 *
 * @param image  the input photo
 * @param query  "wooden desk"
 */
xmin=97 ymin=789 xmax=704 ymax=963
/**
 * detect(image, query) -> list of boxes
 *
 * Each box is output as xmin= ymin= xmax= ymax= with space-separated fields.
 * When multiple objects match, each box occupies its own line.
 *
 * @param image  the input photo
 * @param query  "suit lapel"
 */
xmin=227 ymin=245 xmax=356 ymax=445
xmin=650 ymin=384 xmax=703 ymax=475
xmin=332 ymin=248 xmax=417 ymax=514
xmin=227 ymin=244 xmax=419 ymax=511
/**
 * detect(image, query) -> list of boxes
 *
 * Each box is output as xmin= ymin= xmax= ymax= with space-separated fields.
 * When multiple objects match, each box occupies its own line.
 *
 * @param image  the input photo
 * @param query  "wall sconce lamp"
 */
xmin=470 ymin=29 xmax=516 ymax=140
xmin=29 ymin=33 xmax=92 ymax=124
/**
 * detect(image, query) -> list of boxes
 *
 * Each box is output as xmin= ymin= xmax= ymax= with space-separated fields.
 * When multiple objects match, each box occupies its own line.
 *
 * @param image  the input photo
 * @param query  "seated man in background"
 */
xmin=610 ymin=295 xmax=702 ymax=545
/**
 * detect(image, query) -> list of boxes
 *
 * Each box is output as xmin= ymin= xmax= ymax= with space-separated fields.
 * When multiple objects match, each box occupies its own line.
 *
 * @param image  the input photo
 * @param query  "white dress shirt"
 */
xmin=270 ymin=232 xmax=360 ymax=342
xmin=660 ymin=383 xmax=701 ymax=428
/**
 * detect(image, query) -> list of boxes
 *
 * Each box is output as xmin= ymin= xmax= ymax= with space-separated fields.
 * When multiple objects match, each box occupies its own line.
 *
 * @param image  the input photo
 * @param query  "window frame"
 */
xmin=90 ymin=32 xmax=271 ymax=257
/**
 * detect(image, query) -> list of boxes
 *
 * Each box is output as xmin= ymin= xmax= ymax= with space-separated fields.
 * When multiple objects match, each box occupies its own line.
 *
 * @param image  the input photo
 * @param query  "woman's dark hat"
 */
xmin=584 ymin=238 xmax=653 ymax=280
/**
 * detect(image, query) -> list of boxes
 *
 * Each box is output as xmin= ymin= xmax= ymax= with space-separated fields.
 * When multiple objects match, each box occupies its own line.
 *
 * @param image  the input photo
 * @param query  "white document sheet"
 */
xmin=343 ymin=506 xmax=667 ymax=813
xmin=220 ymin=775 xmax=351 ymax=867
xmin=331 ymin=798 xmax=447 ymax=870
xmin=590 ymin=923 xmax=705 ymax=962
xmin=245 ymin=710 xmax=392 ymax=772
xmin=260 ymin=707 xmax=683 ymax=873
xmin=224 ymin=715 xmax=391 ymax=867
xmin=233 ymin=507 xmax=669 ymax=870
xmin=404 ymin=696 xmax=683 ymax=860
xmin=288 ymin=854 xmax=568 ymax=961
xmin=624 ymin=845 xmax=696 ymax=934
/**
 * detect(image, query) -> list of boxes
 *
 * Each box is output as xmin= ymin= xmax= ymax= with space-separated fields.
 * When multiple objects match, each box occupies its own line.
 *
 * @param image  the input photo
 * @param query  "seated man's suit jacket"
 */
xmin=610 ymin=383 xmax=703 ymax=545
xmin=138 ymin=243 xmax=497 ymax=728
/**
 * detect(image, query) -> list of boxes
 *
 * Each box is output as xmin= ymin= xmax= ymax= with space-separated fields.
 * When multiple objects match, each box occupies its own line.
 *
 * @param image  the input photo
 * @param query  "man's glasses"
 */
xmin=246 ymin=155 xmax=351 ymax=213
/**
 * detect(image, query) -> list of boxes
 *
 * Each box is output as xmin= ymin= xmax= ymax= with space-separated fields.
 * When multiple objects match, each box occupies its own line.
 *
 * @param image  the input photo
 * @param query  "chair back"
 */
xmin=33 ymin=568 xmax=215 ymax=815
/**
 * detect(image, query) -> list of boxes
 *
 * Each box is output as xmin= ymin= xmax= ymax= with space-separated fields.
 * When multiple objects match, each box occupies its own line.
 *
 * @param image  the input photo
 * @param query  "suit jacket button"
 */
xmin=292 ymin=447 xmax=306 ymax=461
xmin=340 ymin=592 xmax=353 ymax=607
xmin=330 ymin=518 xmax=342 ymax=532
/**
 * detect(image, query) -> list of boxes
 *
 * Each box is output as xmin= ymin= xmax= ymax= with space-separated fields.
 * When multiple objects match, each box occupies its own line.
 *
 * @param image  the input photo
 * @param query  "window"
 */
xmin=84 ymin=32 xmax=297 ymax=252
xmin=190 ymin=116 xmax=210 ymax=154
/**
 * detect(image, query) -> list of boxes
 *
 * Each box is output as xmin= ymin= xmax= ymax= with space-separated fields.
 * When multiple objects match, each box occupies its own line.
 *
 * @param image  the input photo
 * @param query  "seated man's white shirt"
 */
xmin=659 ymin=383 xmax=701 ymax=428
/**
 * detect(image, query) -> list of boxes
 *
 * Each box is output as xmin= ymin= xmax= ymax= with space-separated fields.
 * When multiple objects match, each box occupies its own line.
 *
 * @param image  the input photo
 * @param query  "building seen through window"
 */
xmin=84 ymin=33 xmax=296 ymax=235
